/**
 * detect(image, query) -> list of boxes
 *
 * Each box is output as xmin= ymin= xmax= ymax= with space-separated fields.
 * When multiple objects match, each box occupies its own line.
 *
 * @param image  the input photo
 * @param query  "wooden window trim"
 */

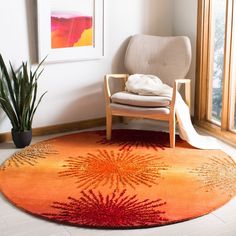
xmin=228 ymin=0 xmax=236 ymax=130
xmin=222 ymin=0 xmax=234 ymax=129
xmin=195 ymin=0 xmax=236 ymax=146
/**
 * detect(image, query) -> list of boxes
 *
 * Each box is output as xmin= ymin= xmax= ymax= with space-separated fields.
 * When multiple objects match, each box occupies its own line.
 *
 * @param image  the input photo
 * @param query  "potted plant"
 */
xmin=0 ymin=54 xmax=47 ymax=148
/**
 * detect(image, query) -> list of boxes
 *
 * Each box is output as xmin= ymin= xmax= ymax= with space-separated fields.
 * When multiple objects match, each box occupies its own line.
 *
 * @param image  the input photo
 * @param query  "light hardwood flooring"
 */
xmin=0 ymin=121 xmax=236 ymax=236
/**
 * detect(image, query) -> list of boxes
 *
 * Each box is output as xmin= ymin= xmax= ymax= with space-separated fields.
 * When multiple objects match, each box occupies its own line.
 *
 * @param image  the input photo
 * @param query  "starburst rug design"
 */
xmin=0 ymin=129 xmax=236 ymax=229
xmin=59 ymin=149 xmax=168 ymax=190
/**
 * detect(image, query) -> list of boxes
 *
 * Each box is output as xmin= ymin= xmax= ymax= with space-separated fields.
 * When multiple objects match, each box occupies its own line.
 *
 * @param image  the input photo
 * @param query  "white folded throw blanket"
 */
xmin=126 ymin=74 xmax=220 ymax=149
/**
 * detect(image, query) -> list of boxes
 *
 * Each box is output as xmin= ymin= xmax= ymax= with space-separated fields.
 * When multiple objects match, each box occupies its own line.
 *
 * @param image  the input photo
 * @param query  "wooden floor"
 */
xmin=0 ymin=121 xmax=236 ymax=236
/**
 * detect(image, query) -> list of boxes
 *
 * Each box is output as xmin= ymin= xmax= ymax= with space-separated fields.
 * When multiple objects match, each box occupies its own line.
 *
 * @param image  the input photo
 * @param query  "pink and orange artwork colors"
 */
xmin=50 ymin=2 xmax=93 ymax=49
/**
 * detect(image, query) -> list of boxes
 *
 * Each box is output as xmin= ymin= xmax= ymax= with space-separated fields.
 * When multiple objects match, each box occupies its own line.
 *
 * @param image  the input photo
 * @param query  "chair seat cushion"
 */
xmin=110 ymin=103 xmax=170 ymax=116
xmin=111 ymin=91 xmax=171 ymax=107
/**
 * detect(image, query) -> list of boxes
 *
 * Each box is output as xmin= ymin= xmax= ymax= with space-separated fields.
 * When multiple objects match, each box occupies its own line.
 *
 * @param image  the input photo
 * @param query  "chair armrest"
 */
xmin=171 ymin=79 xmax=191 ymax=113
xmin=104 ymin=74 xmax=129 ymax=104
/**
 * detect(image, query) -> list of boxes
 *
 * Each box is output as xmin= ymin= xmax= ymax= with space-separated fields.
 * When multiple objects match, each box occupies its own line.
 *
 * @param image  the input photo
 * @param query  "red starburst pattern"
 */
xmin=96 ymin=129 xmax=181 ymax=151
xmin=0 ymin=142 xmax=58 ymax=171
xmin=43 ymin=189 xmax=168 ymax=228
xmin=59 ymin=149 xmax=168 ymax=190
xmin=189 ymin=156 xmax=236 ymax=197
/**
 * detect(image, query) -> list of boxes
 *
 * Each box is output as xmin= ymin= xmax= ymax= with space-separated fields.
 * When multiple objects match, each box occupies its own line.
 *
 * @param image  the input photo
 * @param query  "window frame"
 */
xmin=195 ymin=0 xmax=236 ymax=145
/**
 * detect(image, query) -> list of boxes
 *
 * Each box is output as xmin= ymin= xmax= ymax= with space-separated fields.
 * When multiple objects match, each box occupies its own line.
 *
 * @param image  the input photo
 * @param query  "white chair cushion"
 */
xmin=110 ymin=103 xmax=170 ymax=116
xmin=111 ymin=91 xmax=171 ymax=107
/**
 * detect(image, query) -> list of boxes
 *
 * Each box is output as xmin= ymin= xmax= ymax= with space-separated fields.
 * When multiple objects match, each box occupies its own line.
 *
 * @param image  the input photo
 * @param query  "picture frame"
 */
xmin=37 ymin=0 xmax=104 ymax=63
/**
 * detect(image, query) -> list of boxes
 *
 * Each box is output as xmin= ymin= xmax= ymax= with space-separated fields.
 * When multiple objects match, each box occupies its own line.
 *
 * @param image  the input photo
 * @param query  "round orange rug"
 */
xmin=0 ymin=129 xmax=235 ymax=229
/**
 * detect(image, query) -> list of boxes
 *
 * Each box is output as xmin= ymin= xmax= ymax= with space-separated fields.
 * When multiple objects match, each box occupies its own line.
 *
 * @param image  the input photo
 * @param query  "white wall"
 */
xmin=173 ymin=0 xmax=198 ymax=112
xmin=0 ymin=0 xmax=173 ymax=133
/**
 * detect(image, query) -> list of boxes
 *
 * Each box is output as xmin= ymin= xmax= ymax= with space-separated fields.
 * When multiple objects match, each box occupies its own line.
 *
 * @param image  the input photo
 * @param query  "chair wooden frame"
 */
xmin=104 ymin=74 xmax=191 ymax=148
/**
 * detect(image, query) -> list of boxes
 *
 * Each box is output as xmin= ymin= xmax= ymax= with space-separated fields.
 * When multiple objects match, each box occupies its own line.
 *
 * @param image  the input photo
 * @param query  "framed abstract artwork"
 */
xmin=37 ymin=0 xmax=104 ymax=63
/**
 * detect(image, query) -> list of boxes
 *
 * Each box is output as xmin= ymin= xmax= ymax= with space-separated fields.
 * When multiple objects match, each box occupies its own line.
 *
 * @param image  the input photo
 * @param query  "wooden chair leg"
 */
xmin=169 ymin=116 xmax=176 ymax=148
xmin=106 ymin=111 xmax=112 ymax=140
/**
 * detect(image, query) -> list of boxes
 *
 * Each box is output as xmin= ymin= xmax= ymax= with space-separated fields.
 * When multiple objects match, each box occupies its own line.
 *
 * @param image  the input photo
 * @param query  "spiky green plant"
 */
xmin=0 ymin=54 xmax=47 ymax=132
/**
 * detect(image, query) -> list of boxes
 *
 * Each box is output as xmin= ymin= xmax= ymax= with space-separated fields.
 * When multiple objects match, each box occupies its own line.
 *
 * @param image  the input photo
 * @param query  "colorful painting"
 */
xmin=50 ymin=0 xmax=93 ymax=49
xmin=37 ymin=0 xmax=104 ymax=62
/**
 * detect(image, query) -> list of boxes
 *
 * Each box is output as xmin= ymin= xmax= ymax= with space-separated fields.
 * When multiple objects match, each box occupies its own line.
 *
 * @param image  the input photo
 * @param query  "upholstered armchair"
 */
xmin=104 ymin=35 xmax=192 ymax=148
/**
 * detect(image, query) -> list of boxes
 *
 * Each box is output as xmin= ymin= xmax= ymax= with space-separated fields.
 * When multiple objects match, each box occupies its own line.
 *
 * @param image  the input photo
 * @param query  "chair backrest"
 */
xmin=124 ymin=35 xmax=192 ymax=86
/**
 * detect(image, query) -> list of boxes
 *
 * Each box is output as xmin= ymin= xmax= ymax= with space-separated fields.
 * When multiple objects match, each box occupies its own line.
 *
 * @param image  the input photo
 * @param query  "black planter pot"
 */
xmin=11 ymin=129 xmax=32 ymax=148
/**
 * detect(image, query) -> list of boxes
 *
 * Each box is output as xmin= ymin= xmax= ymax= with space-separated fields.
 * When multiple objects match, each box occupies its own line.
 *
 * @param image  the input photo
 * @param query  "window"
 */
xmin=208 ymin=0 xmax=227 ymax=124
xmin=195 ymin=0 xmax=236 ymax=145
